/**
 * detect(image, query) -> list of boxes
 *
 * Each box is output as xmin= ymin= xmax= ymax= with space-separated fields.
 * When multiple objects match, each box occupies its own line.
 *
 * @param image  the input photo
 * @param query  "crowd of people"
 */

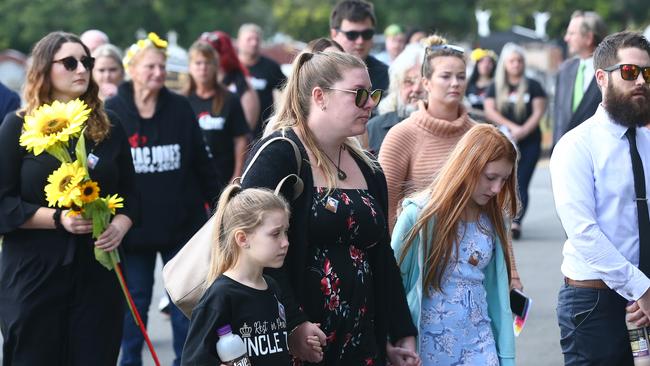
xmin=0 ymin=1 xmax=649 ymax=366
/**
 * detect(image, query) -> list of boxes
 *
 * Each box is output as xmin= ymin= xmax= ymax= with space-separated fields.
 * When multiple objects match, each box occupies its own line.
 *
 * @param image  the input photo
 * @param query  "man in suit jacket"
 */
xmin=552 ymin=11 xmax=608 ymax=148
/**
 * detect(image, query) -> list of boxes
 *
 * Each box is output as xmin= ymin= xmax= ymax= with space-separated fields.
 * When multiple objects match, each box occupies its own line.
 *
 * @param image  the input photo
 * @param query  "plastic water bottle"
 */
xmin=216 ymin=325 xmax=251 ymax=366
xmin=626 ymin=308 xmax=650 ymax=366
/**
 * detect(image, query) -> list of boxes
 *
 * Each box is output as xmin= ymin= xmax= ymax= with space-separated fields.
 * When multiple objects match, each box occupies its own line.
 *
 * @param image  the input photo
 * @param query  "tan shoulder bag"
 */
xmin=162 ymin=131 xmax=303 ymax=317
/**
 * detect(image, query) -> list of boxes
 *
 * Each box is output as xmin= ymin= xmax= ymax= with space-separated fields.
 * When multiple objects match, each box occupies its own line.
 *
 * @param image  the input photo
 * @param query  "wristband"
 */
xmin=52 ymin=209 xmax=64 ymax=231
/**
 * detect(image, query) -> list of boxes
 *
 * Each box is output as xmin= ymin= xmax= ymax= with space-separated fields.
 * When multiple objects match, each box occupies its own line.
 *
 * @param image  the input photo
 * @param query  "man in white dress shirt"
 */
xmin=551 ymin=31 xmax=650 ymax=365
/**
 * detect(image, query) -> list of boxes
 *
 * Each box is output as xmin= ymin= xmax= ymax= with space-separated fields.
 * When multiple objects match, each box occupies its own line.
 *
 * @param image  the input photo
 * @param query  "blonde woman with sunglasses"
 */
xmin=241 ymin=51 xmax=420 ymax=366
xmin=0 ymin=31 xmax=137 ymax=365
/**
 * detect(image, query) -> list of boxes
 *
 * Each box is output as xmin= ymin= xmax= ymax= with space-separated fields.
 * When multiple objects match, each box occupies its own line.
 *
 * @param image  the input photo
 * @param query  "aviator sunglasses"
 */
xmin=325 ymin=87 xmax=383 ymax=108
xmin=53 ymin=56 xmax=95 ymax=72
xmin=603 ymin=64 xmax=650 ymax=83
xmin=337 ymin=28 xmax=375 ymax=41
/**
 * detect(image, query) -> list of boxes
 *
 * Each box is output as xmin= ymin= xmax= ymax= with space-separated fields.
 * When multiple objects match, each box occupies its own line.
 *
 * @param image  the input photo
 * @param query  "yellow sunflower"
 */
xmin=19 ymin=99 xmax=91 ymax=156
xmin=44 ymin=161 xmax=86 ymax=207
xmin=79 ymin=180 xmax=100 ymax=203
xmin=104 ymin=194 xmax=124 ymax=215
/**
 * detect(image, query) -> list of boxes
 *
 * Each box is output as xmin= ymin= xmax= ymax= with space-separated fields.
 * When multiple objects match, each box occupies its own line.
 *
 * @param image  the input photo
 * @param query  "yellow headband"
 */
xmin=470 ymin=48 xmax=497 ymax=63
xmin=123 ymin=32 xmax=168 ymax=68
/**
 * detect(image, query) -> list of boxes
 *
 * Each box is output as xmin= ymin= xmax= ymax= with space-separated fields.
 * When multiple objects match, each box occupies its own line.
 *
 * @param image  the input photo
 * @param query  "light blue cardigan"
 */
xmin=391 ymin=198 xmax=515 ymax=366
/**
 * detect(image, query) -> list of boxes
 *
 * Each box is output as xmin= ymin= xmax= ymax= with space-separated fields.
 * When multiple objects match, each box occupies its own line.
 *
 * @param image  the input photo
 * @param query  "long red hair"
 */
xmin=398 ymin=124 xmax=519 ymax=293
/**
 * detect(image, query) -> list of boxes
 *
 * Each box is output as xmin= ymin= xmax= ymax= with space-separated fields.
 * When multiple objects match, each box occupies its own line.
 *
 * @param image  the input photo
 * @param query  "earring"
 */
xmin=320 ymin=104 xmax=326 ymax=111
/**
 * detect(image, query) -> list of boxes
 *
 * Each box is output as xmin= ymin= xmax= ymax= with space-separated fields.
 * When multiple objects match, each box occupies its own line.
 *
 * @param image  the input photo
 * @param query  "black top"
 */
xmin=105 ymin=82 xmax=221 ymax=251
xmin=247 ymin=56 xmax=286 ymax=139
xmin=0 ymin=110 xmax=138 ymax=265
xmin=466 ymin=81 xmax=491 ymax=110
xmin=240 ymin=129 xmax=417 ymax=364
xmin=187 ymin=91 xmax=249 ymax=186
xmin=486 ymin=77 xmax=546 ymax=142
xmin=366 ymin=111 xmax=402 ymax=155
xmin=181 ymin=275 xmax=290 ymax=366
xmin=0 ymin=82 xmax=20 ymax=124
xmin=222 ymin=71 xmax=250 ymax=98
xmin=366 ymin=55 xmax=389 ymax=92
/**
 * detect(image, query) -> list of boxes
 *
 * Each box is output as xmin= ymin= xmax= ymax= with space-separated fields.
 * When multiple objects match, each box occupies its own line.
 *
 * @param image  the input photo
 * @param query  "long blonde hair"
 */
xmin=270 ymin=51 xmax=379 ymax=191
xmin=494 ymin=43 xmax=528 ymax=121
xmin=22 ymin=31 xmax=111 ymax=144
xmin=206 ymin=184 xmax=291 ymax=285
xmin=397 ymin=124 xmax=519 ymax=293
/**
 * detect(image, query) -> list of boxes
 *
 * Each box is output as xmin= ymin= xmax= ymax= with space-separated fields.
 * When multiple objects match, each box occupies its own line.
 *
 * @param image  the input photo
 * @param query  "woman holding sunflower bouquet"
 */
xmin=0 ymin=31 xmax=138 ymax=365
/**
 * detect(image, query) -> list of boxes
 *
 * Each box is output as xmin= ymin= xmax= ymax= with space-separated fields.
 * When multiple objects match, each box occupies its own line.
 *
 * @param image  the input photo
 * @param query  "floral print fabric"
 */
xmin=419 ymin=214 xmax=499 ymax=366
xmin=299 ymin=188 xmax=386 ymax=366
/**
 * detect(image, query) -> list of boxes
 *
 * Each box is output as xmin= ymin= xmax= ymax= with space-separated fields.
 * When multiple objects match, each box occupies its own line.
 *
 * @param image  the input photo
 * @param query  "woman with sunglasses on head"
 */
xmin=104 ymin=33 xmax=221 ymax=366
xmin=200 ymin=31 xmax=260 ymax=134
xmin=241 ymin=51 xmax=420 ymax=366
xmin=0 ymin=31 xmax=137 ymax=365
xmin=379 ymin=35 xmax=475 ymax=232
xmin=184 ymin=40 xmax=250 ymax=187
xmin=484 ymin=43 xmax=547 ymax=240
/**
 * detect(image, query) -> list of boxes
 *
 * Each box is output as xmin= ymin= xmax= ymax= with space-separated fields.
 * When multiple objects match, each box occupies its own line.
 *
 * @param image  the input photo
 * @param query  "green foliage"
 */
xmin=0 ymin=0 xmax=649 ymax=53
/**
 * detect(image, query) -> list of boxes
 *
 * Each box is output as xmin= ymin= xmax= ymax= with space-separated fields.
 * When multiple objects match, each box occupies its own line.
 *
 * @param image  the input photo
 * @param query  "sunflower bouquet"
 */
xmin=20 ymin=98 xmax=125 ymax=270
xmin=19 ymin=98 xmax=161 ymax=365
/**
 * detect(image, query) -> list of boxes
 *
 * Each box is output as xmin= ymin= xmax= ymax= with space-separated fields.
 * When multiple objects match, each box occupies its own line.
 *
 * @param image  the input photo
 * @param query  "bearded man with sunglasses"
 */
xmin=551 ymin=31 xmax=650 ymax=365
xmin=330 ymin=0 xmax=389 ymax=92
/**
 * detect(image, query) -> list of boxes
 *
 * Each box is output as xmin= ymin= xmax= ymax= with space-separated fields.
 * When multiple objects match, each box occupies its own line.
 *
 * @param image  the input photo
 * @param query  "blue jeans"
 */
xmin=119 ymin=247 xmax=189 ymax=366
xmin=557 ymin=283 xmax=633 ymax=365
xmin=514 ymin=134 xmax=541 ymax=224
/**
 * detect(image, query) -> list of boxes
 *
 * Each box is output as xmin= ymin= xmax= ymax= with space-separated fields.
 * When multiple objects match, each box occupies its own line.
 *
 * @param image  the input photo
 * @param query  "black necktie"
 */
xmin=626 ymin=128 xmax=650 ymax=275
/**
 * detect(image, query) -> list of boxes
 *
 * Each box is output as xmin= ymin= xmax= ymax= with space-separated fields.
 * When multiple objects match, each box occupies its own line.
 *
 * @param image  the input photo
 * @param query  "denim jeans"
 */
xmin=119 ymin=246 xmax=189 ymax=366
xmin=557 ymin=283 xmax=633 ymax=365
xmin=514 ymin=134 xmax=541 ymax=224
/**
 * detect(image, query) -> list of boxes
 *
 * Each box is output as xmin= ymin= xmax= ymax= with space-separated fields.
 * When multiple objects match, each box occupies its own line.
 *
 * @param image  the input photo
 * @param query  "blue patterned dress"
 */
xmin=419 ymin=214 xmax=499 ymax=366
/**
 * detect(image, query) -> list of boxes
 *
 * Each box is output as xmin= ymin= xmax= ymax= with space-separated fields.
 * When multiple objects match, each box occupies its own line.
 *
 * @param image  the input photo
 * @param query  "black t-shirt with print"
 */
xmin=248 ymin=56 xmax=286 ymax=139
xmin=486 ymin=77 xmax=546 ymax=142
xmin=181 ymin=275 xmax=291 ymax=366
xmin=486 ymin=77 xmax=546 ymax=125
xmin=188 ymin=91 xmax=249 ymax=186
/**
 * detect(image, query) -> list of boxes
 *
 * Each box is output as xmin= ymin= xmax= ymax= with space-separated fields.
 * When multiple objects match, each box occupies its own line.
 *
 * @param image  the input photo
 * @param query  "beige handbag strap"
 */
xmin=239 ymin=129 xmax=304 ymax=200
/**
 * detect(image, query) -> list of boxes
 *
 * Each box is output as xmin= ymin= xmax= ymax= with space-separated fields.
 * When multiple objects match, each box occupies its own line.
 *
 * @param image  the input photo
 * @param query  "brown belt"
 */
xmin=564 ymin=277 xmax=609 ymax=290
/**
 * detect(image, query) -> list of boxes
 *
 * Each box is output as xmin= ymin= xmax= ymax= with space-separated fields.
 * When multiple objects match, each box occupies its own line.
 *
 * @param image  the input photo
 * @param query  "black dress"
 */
xmin=0 ymin=111 xmax=137 ymax=366
xmin=303 ymin=188 xmax=386 ymax=365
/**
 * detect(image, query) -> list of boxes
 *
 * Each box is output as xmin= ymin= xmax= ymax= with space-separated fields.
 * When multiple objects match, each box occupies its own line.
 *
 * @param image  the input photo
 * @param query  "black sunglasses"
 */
xmin=603 ymin=64 xmax=650 ymax=83
xmin=325 ymin=87 xmax=383 ymax=108
xmin=53 ymin=56 xmax=95 ymax=72
xmin=337 ymin=28 xmax=375 ymax=41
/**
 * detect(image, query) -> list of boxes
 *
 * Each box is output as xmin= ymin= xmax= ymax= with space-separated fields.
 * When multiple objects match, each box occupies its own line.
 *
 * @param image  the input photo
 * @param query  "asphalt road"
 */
xmin=0 ymin=163 xmax=566 ymax=365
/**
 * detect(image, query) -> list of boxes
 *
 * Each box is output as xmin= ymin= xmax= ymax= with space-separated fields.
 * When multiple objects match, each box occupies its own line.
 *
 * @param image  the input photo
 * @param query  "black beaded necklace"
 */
xmin=323 ymin=145 xmax=347 ymax=180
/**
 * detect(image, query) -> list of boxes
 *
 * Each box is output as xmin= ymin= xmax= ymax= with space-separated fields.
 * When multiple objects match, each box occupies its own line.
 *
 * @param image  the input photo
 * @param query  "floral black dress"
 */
xmin=300 ymin=187 xmax=386 ymax=366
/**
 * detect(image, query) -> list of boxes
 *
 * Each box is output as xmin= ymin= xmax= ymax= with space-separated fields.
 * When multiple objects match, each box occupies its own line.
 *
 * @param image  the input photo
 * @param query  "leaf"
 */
xmin=46 ymin=144 xmax=72 ymax=163
xmin=94 ymin=247 xmax=114 ymax=270
xmin=75 ymin=128 xmax=88 ymax=173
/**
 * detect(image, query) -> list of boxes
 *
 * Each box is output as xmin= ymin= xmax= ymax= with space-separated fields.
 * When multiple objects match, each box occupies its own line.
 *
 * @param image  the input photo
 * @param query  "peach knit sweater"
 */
xmin=378 ymin=107 xmax=475 ymax=232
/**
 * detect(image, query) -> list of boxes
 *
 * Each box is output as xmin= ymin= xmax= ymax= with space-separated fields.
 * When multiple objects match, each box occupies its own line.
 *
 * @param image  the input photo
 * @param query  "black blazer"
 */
xmin=552 ymin=57 xmax=602 ymax=147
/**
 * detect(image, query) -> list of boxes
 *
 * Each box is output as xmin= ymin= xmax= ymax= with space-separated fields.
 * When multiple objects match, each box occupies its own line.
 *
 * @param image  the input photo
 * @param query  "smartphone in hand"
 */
xmin=510 ymin=288 xmax=531 ymax=318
